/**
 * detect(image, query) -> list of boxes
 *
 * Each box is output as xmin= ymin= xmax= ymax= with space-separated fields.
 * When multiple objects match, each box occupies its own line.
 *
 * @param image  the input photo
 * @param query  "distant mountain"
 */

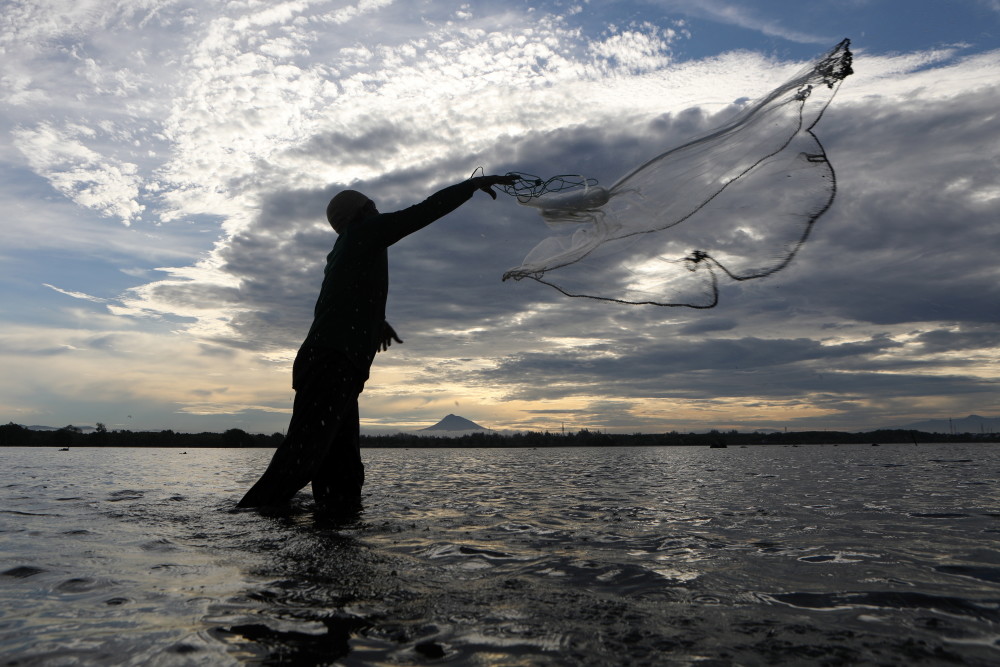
xmin=419 ymin=414 xmax=489 ymax=432
xmin=889 ymin=414 xmax=999 ymax=434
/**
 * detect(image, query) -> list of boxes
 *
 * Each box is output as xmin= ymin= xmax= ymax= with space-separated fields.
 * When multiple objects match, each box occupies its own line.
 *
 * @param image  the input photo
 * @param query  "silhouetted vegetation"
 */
xmin=0 ymin=423 xmax=283 ymax=448
xmin=1 ymin=422 xmax=998 ymax=448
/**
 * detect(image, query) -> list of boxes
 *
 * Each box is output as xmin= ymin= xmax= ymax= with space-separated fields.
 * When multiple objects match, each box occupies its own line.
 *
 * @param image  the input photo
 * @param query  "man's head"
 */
xmin=327 ymin=190 xmax=376 ymax=233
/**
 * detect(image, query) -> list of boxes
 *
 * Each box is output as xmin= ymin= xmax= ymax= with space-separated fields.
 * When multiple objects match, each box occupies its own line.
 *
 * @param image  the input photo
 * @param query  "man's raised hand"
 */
xmin=471 ymin=174 xmax=519 ymax=200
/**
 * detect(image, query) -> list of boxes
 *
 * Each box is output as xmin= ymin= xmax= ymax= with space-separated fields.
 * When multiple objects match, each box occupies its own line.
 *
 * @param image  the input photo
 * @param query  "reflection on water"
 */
xmin=1 ymin=444 xmax=999 ymax=664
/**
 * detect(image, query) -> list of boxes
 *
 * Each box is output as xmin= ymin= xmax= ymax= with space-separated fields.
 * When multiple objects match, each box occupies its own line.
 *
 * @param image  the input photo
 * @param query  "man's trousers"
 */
xmin=237 ymin=348 xmax=366 ymax=511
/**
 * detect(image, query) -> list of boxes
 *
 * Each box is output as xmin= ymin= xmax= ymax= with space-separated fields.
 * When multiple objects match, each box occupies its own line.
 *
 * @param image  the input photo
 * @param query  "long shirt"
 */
xmin=300 ymin=180 xmax=479 ymax=378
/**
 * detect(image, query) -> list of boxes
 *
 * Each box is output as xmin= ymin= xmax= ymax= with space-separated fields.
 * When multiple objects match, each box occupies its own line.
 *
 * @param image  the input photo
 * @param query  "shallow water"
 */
xmin=1 ymin=444 xmax=999 ymax=665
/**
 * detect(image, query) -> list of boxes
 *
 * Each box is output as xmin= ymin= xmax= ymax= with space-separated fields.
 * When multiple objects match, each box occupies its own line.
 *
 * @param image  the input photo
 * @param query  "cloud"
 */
xmin=43 ymin=283 xmax=109 ymax=303
xmin=2 ymin=2 xmax=999 ymax=432
xmin=0 ymin=320 xmax=292 ymax=428
xmin=11 ymin=123 xmax=145 ymax=224
xmin=587 ymin=22 xmax=678 ymax=72
xmin=789 ymin=80 xmax=1000 ymax=326
xmin=648 ymin=0 xmax=830 ymax=44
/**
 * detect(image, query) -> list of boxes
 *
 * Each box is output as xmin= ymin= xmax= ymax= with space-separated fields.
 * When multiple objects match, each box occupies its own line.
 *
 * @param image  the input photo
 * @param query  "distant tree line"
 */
xmin=0 ymin=422 xmax=283 ymax=448
xmin=2 ymin=422 xmax=998 ymax=448
xmin=361 ymin=428 xmax=1000 ymax=447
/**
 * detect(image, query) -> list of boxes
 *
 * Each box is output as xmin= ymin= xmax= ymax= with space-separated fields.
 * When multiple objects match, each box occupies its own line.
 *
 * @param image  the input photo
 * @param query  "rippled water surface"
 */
xmin=2 ymin=444 xmax=999 ymax=665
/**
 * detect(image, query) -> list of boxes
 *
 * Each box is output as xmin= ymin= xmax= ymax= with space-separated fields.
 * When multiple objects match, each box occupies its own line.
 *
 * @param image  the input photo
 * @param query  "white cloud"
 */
xmin=43 ymin=283 xmax=109 ymax=303
xmin=11 ymin=122 xmax=145 ymax=224
xmin=323 ymin=0 xmax=396 ymax=25
xmin=587 ymin=23 xmax=676 ymax=72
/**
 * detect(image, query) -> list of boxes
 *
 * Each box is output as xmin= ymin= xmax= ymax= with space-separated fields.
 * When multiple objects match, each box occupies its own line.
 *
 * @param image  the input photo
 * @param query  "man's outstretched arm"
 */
xmin=373 ymin=174 xmax=518 ymax=247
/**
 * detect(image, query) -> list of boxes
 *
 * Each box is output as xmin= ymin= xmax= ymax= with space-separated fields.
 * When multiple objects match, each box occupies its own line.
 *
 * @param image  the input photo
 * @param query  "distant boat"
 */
xmin=709 ymin=442 xmax=727 ymax=449
xmin=59 ymin=447 xmax=69 ymax=451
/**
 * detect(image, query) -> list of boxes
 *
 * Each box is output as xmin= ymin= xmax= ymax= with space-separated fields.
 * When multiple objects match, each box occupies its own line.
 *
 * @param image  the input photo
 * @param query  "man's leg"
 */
xmin=237 ymin=354 xmax=360 ymax=508
xmin=311 ymin=397 xmax=365 ymax=513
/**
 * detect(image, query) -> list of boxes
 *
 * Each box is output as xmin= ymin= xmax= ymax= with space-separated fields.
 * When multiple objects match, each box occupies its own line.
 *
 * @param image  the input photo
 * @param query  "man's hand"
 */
xmin=471 ymin=174 xmax=519 ymax=200
xmin=379 ymin=321 xmax=404 ymax=352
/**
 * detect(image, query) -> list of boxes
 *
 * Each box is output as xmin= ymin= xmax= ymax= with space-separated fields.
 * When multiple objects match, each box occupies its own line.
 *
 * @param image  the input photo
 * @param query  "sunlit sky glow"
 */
xmin=2 ymin=0 xmax=998 ymax=434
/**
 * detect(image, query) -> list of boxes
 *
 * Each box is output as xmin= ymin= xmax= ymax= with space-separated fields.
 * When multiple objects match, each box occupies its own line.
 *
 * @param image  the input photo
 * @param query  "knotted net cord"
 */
xmin=500 ymin=39 xmax=853 ymax=308
xmin=499 ymin=172 xmax=601 ymax=203
xmin=470 ymin=167 xmax=601 ymax=202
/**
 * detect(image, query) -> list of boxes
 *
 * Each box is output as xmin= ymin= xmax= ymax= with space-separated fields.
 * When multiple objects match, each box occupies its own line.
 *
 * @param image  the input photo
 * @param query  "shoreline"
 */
xmin=2 ymin=425 xmax=998 ymax=449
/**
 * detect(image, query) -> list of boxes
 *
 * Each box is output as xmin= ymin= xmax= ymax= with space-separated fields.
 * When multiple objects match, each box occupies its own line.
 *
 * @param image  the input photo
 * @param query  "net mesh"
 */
xmin=501 ymin=39 xmax=853 ymax=307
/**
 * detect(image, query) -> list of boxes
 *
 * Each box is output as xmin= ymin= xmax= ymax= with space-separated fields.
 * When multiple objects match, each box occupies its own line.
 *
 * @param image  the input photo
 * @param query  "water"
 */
xmin=1 ymin=444 xmax=999 ymax=665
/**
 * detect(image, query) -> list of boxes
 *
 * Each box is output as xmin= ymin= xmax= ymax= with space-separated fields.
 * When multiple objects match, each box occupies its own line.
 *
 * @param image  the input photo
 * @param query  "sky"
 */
xmin=1 ymin=0 xmax=998 ymax=435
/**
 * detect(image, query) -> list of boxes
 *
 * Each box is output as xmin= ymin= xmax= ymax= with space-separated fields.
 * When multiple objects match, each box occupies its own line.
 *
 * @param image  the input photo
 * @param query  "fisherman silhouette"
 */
xmin=238 ymin=174 xmax=516 ymax=514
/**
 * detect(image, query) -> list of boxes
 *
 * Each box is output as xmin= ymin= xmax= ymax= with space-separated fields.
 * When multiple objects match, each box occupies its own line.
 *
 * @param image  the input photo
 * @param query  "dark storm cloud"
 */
xmin=410 ymin=306 xmax=998 ymax=421
xmin=253 ymin=186 xmax=339 ymax=232
xmin=289 ymin=120 xmax=426 ymax=168
xmin=914 ymin=327 xmax=1000 ymax=353
xmin=677 ymin=317 xmax=739 ymax=334
xmin=467 ymin=340 xmax=996 ymax=407
xmin=216 ymin=224 xmax=330 ymax=350
xmin=462 ymin=334 xmax=899 ymax=393
xmin=784 ymin=85 xmax=1000 ymax=325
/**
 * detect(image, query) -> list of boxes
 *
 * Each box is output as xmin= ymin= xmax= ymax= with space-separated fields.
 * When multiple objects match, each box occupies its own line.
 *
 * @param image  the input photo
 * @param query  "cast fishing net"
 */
xmin=501 ymin=39 xmax=853 ymax=307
